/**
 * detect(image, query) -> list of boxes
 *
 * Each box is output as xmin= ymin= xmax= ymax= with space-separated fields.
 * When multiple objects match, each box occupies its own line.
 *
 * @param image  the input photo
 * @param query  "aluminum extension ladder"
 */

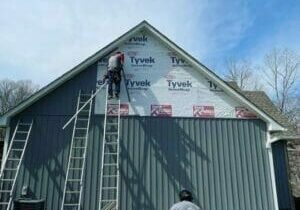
xmin=61 ymin=90 xmax=93 ymax=210
xmin=0 ymin=120 xmax=33 ymax=210
xmin=98 ymin=88 xmax=121 ymax=210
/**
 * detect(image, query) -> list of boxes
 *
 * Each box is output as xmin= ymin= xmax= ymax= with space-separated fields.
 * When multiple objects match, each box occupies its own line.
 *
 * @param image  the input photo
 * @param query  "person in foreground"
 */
xmin=170 ymin=189 xmax=201 ymax=210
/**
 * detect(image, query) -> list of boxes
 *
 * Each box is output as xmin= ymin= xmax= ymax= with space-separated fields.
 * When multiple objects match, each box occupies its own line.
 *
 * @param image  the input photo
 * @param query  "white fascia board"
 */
xmin=145 ymin=25 xmax=285 ymax=131
xmin=0 ymin=22 xmax=147 ymax=127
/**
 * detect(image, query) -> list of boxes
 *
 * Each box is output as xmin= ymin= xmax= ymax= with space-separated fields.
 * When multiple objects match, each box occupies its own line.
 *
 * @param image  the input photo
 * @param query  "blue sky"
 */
xmin=0 ymin=0 xmax=299 ymax=86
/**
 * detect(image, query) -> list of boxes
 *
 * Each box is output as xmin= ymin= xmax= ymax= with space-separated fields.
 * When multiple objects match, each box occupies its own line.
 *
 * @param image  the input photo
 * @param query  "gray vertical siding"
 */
xmin=9 ymin=116 xmax=275 ymax=210
xmin=16 ymin=62 xmax=98 ymax=117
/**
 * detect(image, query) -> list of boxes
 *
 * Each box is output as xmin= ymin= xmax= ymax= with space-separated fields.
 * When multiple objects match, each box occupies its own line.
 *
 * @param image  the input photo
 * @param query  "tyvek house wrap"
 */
xmin=95 ymin=31 xmax=255 ymax=119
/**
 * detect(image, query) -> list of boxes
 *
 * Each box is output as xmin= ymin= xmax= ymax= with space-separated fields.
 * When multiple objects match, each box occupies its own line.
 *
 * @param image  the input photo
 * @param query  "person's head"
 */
xmin=115 ymin=51 xmax=122 ymax=55
xmin=179 ymin=189 xmax=193 ymax=202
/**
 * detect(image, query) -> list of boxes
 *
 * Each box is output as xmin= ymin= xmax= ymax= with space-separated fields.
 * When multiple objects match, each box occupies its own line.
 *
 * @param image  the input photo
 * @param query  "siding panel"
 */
xmin=10 ymin=116 xmax=275 ymax=210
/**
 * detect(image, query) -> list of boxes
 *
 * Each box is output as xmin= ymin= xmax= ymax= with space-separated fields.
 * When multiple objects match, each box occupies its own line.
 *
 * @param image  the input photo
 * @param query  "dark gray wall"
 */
xmin=17 ymin=62 xmax=98 ymax=117
xmin=10 ymin=116 xmax=275 ymax=210
xmin=272 ymin=141 xmax=294 ymax=210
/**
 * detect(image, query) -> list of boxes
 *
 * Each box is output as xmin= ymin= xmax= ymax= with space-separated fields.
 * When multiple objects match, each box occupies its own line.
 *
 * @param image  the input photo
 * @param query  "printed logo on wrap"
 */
xmin=167 ymin=79 xmax=192 ymax=92
xmin=151 ymin=105 xmax=172 ymax=117
xmin=125 ymin=35 xmax=148 ymax=46
xmin=128 ymin=51 xmax=155 ymax=68
xmin=168 ymin=52 xmax=191 ymax=67
xmin=207 ymin=79 xmax=223 ymax=92
xmin=107 ymin=104 xmax=129 ymax=116
xmin=193 ymin=106 xmax=215 ymax=118
xmin=125 ymin=74 xmax=151 ymax=91
xmin=165 ymin=69 xmax=192 ymax=92
xmin=235 ymin=107 xmax=256 ymax=119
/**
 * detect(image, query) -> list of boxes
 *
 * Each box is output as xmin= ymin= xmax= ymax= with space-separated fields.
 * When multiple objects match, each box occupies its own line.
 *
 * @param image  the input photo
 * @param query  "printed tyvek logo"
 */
xmin=126 ymin=35 xmax=148 ymax=46
xmin=207 ymin=80 xmax=223 ymax=92
xmin=130 ymin=56 xmax=155 ymax=67
xmin=167 ymin=80 xmax=192 ymax=92
xmin=168 ymin=52 xmax=190 ymax=67
xmin=126 ymin=79 xmax=151 ymax=90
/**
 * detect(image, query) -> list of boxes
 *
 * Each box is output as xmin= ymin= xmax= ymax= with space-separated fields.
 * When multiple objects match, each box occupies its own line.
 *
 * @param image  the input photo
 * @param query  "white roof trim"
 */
xmin=266 ymin=135 xmax=300 ymax=148
xmin=0 ymin=21 xmax=285 ymax=131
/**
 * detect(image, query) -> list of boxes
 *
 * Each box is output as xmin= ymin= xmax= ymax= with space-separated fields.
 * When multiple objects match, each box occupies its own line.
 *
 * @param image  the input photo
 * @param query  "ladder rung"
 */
xmin=102 ymin=187 xmax=117 ymax=189
xmin=13 ymin=140 xmax=26 ymax=142
xmin=76 ymin=128 xmax=87 ymax=130
xmin=69 ymin=168 xmax=82 ymax=170
xmin=16 ymin=131 xmax=28 ymax=134
xmin=0 ymin=190 xmax=11 ymax=193
xmin=104 ymin=153 xmax=118 ymax=155
xmin=1 ymin=179 xmax=14 ymax=181
xmin=80 ymin=94 xmax=91 ymax=96
xmin=7 ymin=158 xmax=20 ymax=161
xmin=19 ymin=123 xmax=31 ymax=125
xmin=0 ymin=202 xmax=9 ymax=205
xmin=105 ymin=142 xmax=118 ymax=145
xmin=67 ymin=179 xmax=81 ymax=182
xmin=73 ymin=146 xmax=85 ymax=149
xmin=102 ymin=175 xmax=118 ymax=178
xmin=64 ymin=203 xmax=80 ymax=206
xmin=70 ymin=157 xmax=84 ymax=159
xmin=106 ymin=132 xmax=118 ymax=135
xmin=74 ymin=137 xmax=85 ymax=139
xmin=77 ymin=118 xmax=88 ymax=121
xmin=103 ymin=163 xmax=118 ymax=166
xmin=4 ymin=168 xmax=17 ymax=171
xmin=66 ymin=191 xmax=80 ymax=194
xmin=11 ymin=149 xmax=23 ymax=151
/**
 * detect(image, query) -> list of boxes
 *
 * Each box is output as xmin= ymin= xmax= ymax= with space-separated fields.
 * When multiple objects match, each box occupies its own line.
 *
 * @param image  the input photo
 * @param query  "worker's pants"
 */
xmin=107 ymin=71 xmax=121 ymax=96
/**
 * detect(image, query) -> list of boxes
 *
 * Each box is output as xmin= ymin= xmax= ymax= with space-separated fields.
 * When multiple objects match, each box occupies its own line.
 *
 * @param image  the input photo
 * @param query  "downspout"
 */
xmin=266 ymin=123 xmax=279 ymax=210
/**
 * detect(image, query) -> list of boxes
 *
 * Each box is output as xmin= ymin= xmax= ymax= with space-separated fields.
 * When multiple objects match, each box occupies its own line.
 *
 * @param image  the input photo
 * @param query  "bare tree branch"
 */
xmin=224 ymin=58 xmax=260 ymax=90
xmin=263 ymin=48 xmax=300 ymax=115
xmin=0 ymin=79 xmax=39 ymax=115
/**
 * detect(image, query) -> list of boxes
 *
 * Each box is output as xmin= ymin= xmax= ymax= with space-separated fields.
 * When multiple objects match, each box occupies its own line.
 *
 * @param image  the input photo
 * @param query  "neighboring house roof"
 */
xmin=226 ymin=81 xmax=298 ymax=137
xmin=0 ymin=21 xmax=285 ymax=131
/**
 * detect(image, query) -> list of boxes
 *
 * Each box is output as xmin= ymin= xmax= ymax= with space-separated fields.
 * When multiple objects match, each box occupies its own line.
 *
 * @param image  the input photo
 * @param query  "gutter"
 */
xmin=266 ymin=135 xmax=300 ymax=149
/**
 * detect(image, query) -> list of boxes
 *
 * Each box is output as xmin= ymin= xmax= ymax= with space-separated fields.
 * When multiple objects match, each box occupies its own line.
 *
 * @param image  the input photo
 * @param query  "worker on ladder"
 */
xmin=103 ymin=51 xmax=124 ymax=99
